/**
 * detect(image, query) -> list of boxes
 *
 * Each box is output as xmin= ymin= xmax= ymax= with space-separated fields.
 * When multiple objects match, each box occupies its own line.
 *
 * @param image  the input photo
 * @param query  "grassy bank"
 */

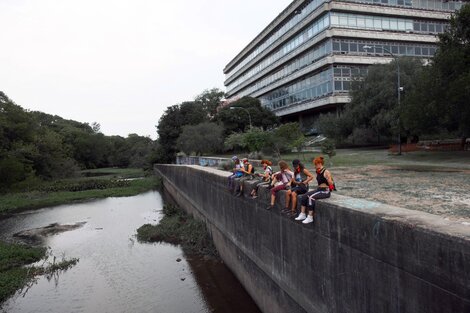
xmin=1 ymin=168 xmax=147 ymax=305
xmin=137 ymin=204 xmax=218 ymax=257
xmin=0 ymin=168 xmax=162 ymax=215
xmin=0 ymin=242 xmax=46 ymax=303
xmin=0 ymin=242 xmax=79 ymax=305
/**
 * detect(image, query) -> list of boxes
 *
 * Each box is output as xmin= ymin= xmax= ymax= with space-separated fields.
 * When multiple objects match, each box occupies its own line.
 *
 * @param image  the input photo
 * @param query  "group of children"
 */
xmin=227 ymin=156 xmax=335 ymax=224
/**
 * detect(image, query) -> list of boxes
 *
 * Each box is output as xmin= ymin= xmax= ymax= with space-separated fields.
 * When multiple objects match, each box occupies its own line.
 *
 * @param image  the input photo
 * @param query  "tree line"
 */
xmin=315 ymin=4 xmax=470 ymax=147
xmin=0 ymin=92 xmax=157 ymax=190
xmin=154 ymin=88 xmax=315 ymax=163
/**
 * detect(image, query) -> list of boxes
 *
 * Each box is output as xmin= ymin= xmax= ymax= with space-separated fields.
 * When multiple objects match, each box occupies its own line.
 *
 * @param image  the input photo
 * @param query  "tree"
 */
xmin=267 ymin=122 xmax=304 ymax=158
xmin=314 ymin=112 xmax=352 ymax=143
xmin=32 ymin=128 xmax=77 ymax=179
xmin=0 ymin=91 xmax=158 ymax=189
xmin=321 ymin=139 xmax=336 ymax=166
xmin=348 ymin=58 xmax=424 ymax=141
xmin=242 ymin=127 xmax=271 ymax=153
xmin=401 ymin=4 xmax=470 ymax=145
xmin=176 ymin=122 xmax=224 ymax=155
xmin=215 ymin=97 xmax=279 ymax=134
xmin=224 ymin=132 xmax=246 ymax=152
xmin=155 ymin=101 xmax=210 ymax=163
xmin=428 ymin=4 xmax=470 ymax=143
xmin=194 ymin=88 xmax=225 ymax=119
xmin=315 ymin=58 xmax=425 ymax=145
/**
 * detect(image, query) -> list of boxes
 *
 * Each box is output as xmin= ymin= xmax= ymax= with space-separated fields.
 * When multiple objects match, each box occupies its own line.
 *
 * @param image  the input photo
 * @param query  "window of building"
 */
xmin=333 ymin=41 xmax=340 ymax=51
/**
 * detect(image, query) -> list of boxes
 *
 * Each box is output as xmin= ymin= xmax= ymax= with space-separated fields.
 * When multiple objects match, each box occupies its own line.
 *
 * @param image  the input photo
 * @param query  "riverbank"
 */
xmin=0 ymin=168 xmax=161 ymax=307
xmin=0 ymin=242 xmax=45 ymax=304
xmin=0 ymin=168 xmax=162 ymax=217
xmin=0 ymin=241 xmax=80 ymax=306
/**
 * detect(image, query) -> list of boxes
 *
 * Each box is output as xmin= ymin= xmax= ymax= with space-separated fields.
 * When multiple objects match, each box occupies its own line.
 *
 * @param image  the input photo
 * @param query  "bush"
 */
xmin=321 ymin=139 xmax=336 ymax=166
xmin=137 ymin=204 xmax=218 ymax=256
xmin=248 ymin=151 xmax=264 ymax=160
xmin=218 ymin=161 xmax=232 ymax=171
xmin=162 ymin=204 xmax=182 ymax=217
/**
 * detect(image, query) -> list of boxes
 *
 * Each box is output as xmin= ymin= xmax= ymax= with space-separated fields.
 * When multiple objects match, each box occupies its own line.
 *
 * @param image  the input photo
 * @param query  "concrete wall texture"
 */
xmin=154 ymin=164 xmax=470 ymax=313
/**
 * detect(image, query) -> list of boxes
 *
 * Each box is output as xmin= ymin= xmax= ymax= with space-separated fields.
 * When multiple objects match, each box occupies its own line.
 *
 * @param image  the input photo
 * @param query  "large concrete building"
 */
xmin=223 ymin=0 xmax=464 ymax=126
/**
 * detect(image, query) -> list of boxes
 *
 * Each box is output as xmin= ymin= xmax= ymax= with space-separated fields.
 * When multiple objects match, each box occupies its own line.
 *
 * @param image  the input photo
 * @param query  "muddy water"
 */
xmin=0 ymin=191 xmax=260 ymax=313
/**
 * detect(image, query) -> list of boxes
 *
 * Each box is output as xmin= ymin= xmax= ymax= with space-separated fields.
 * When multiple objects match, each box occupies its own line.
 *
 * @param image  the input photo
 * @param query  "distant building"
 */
xmin=223 ymin=0 xmax=464 ymax=127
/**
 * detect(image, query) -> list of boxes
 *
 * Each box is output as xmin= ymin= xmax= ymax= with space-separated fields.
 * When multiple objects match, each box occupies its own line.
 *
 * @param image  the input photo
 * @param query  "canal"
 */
xmin=0 ymin=191 xmax=261 ymax=313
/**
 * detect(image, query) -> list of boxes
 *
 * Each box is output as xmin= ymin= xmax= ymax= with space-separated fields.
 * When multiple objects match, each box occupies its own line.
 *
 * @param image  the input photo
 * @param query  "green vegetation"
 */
xmin=177 ymin=122 xmax=225 ymax=155
xmin=321 ymin=140 xmax=336 ymax=166
xmin=137 ymin=204 xmax=218 ymax=257
xmin=0 ymin=242 xmax=45 ymax=303
xmin=0 ymin=242 xmax=79 ymax=304
xmin=0 ymin=92 xmax=158 ymax=191
xmin=80 ymin=167 xmax=144 ymax=178
xmin=0 ymin=176 xmax=161 ymax=215
xmin=223 ymin=122 xmax=304 ymax=159
xmin=155 ymin=89 xmax=279 ymax=163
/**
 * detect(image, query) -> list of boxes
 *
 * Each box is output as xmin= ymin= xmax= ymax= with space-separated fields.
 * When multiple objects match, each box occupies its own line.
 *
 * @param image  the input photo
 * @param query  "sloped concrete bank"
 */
xmin=154 ymin=164 xmax=470 ymax=313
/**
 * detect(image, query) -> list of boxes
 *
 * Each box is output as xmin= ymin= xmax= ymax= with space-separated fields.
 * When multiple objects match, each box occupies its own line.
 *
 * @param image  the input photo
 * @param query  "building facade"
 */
xmin=223 ymin=0 xmax=464 ymax=126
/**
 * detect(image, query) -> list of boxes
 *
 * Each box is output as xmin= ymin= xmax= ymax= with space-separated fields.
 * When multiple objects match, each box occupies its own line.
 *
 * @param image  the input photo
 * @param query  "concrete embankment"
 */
xmin=154 ymin=164 xmax=470 ymax=313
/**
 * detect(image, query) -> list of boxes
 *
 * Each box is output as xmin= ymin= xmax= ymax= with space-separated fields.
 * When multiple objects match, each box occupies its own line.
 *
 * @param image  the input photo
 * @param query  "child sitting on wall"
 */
xmin=227 ymin=156 xmax=243 ymax=191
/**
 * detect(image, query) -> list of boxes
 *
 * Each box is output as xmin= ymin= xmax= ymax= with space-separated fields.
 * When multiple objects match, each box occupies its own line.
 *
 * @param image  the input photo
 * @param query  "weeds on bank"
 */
xmin=0 ymin=243 xmax=79 ymax=305
xmin=137 ymin=204 xmax=218 ymax=257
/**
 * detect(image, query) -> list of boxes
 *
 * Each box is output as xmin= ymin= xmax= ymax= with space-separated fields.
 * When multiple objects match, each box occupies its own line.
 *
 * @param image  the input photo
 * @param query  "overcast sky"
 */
xmin=0 ymin=0 xmax=290 ymax=138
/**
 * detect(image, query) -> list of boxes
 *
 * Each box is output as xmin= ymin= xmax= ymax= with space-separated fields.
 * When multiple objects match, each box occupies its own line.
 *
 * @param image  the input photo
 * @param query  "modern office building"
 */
xmin=223 ymin=0 xmax=464 ymax=126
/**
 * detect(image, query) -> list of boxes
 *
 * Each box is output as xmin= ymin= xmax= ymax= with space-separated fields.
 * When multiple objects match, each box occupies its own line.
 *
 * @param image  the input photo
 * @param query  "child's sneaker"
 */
xmin=295 ymin=213 xmax=306 ymax=221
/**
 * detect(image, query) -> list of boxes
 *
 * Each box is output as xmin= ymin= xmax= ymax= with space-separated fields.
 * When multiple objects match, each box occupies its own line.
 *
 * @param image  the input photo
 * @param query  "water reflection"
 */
xmin=0 ymin=191 xmax=260 ymax=313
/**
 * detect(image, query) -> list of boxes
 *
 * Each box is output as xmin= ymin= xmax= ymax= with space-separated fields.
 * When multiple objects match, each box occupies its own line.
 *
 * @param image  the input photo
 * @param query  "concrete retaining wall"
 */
xmin=154 ymin=164 xmax=470 ymax=313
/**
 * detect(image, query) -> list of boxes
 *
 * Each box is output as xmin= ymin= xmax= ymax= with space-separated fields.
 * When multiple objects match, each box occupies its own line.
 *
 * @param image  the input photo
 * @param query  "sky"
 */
xmin=0 ymin=0 xmax=290 ymax=139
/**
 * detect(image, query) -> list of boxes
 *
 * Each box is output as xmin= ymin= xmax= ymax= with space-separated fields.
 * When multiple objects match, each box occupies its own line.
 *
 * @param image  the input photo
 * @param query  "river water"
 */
xmin=0 ymin=191 xmax=261 ymax=313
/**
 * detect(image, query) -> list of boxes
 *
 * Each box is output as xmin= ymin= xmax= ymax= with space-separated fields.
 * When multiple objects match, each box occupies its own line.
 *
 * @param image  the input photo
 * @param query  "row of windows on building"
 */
xmin=329 ymin=12 xmax=447 ymax=33
xmin=225 ymin=0 xmax=458 ymax=81
xmin=226 ymin=14 xmax=329 ymax=90
xmin=332 ymin=39 xmax=437 ymax=56
xmin=229 ymin=41 xmax=330 ymax=97
xmin=260 ymin=65 xmax=366 ymax=110
xmin=343 ymin=0 xmax=463 ymax=11
xmin=227 ymin=38 xmax=436 ymax=97
xmin=226 ymin=0 xmax=324 ymax=79
xmin=226 ymin=11 xmax=446 ymax=86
